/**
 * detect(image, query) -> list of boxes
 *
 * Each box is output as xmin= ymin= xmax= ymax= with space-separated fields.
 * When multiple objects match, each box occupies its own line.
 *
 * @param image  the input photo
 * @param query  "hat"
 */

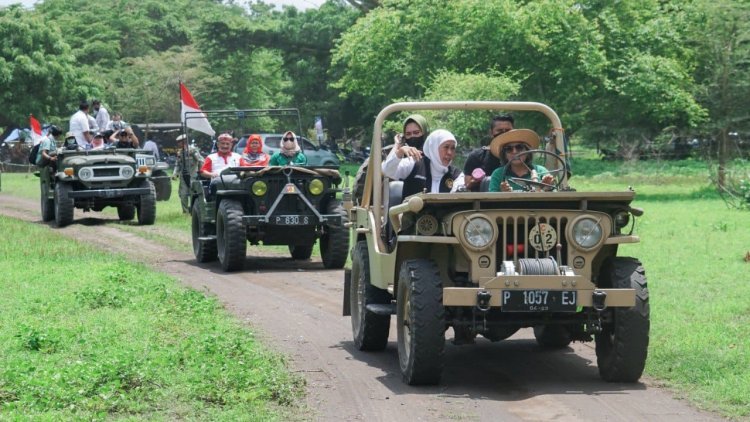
xmin=176 ymin=134 xmax=187 ymax=142
xmin=217 ymin=133 xmax=233 ymax=142
xmin=489 ymin=129 xmax=540 ymax=159
xmin=93 ymin=132 xmax=104 ymax=139
xmin=65 ymin=131 xmax=75 ymax=140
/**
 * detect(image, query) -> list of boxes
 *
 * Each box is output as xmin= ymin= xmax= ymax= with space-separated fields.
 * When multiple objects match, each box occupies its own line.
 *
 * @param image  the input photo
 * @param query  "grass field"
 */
xmin=2 ymin=157 xmax=749 ymax=418
xmin=0 ymin=216 xmax=303 ymax=419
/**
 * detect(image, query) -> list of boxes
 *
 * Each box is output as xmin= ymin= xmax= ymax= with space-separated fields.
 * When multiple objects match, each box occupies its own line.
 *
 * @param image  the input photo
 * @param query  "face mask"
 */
xmin=404 ymin=135 xmax=425 ymax=150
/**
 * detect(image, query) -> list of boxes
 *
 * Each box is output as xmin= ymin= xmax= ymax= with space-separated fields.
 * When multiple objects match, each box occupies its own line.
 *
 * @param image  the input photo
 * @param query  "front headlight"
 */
xmin=571 ymin=216 xmax=603 ymax=250
xmin=308 ymin=179 xmax=325 ymax=196
xmin=78 ymin=167 xmax=93 ymax=181
xmin=252 ymin=180 xmax=267 ymax=196
xmin=120 ymin=166 xmax=135 ymax=179
xmin=462 ymin=216 xmax=495 ymax=250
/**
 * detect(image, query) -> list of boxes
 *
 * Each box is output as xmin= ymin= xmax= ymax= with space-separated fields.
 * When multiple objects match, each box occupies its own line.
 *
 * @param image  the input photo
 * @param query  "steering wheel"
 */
xmin=505 ymin=149 xmax=567 ymax=192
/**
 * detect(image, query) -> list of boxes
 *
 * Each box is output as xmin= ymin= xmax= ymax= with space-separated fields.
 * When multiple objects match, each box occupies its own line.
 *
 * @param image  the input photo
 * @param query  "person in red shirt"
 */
xmin=200 ymin=133 xmax=246 ymax=179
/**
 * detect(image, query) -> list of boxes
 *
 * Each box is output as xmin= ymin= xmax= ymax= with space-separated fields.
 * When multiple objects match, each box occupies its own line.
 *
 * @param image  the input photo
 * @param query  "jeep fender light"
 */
xmin=138 ymin=165 xmax=149 ymax=174
xmin=63 ymin=167 xmax=74 ymax=177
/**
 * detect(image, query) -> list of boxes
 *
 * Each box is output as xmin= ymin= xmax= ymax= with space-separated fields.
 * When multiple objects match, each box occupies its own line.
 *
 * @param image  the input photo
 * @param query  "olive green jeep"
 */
xmin=38 ymin=148 xmax=157 ymax=227
xmin=343 ymin=101 xmax=649 ymax=385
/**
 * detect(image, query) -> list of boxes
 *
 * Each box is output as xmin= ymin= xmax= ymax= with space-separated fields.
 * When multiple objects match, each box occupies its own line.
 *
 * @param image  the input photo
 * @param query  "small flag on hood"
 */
xmin=180 ymin=82 xmax=215 ymax=137
xmin=29 ymin=114 xmax=43 ymax=146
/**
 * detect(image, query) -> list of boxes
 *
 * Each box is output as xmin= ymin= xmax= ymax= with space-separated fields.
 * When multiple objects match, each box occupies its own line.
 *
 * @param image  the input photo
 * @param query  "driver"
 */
xmin=487 ymin=129 xmax=554 ymax=192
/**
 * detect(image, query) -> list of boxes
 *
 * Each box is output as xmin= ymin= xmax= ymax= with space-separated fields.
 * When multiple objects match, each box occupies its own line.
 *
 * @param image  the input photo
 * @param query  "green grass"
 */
xmin=0 ymin=216 xmax=304 ymax=419
xmin=3 ymin=159 xmax=750 ymax=418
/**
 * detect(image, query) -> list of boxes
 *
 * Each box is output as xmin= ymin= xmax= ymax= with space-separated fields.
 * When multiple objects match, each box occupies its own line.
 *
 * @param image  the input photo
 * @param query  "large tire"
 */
xmin=350 ymin=241 xmax=391 ymax=351
xmin=533 ymin=325 xmax=572 ymax=348
xmin=117 ymin=205 xmax=135 ymax=221
xmin=595 ymin=257 xmax=650 ymax=382
xmin=289 ymin=244 xmax=314 ymax=260
xmin=217 ymin=199 xmax=246 ymax=271
xmin=397 ymin=259 xmax=445 ymax=385
xmin=136 ymin=180 xmax=156 ymax=225
xmin=54 ymin=182 xmax=74 ymax=227
xmin=40 ymin=180 xmax=54 ymax=222
xmin=153 ymin=172 xmax=172 ymax=201
xmin=320 ymin=201 xmax=349 ymax=269
xmin=191 ymin=203 xmax=217 ymax=262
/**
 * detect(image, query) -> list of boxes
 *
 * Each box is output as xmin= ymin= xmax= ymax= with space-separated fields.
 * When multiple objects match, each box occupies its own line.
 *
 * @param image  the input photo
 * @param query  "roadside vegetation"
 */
xmin=0 ymin=215 xmax=304 ymax=419
xmin=3 ymin=155 xmax=749 ymax=418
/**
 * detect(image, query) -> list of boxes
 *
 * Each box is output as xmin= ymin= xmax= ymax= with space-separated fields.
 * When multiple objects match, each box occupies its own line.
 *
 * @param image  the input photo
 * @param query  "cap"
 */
xmin=65 ymin=131 xmax=75 ymax=140
xmin=176 ymin=134 xmax=187 ymax=142
xmin=93 ymin=132 xmax=104 ymax=139
xmin=217 ymin=133 xmax=233 ymax=142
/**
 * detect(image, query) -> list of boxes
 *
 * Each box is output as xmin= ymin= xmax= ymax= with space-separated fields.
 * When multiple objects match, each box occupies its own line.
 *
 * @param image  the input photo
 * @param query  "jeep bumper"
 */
xmin=67 ymin=187 xmax=151 ymax=199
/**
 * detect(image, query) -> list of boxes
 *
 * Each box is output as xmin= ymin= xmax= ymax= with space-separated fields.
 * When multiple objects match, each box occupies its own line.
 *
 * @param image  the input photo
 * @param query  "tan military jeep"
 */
xmin=343 ymin=101 xmax=649 ymax=385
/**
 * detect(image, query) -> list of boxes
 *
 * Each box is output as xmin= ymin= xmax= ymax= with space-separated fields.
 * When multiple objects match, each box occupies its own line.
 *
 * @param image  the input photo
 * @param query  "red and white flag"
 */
xmin=180 ymin=82 xmax=215 ymax=137
xmin=29 ymin=114 xmax=43 ymax=145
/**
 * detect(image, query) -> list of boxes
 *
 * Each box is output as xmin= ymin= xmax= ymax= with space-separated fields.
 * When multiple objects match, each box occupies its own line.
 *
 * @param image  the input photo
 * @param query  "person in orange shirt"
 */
xmin=242 ymin=134 xmax=270 ymax=167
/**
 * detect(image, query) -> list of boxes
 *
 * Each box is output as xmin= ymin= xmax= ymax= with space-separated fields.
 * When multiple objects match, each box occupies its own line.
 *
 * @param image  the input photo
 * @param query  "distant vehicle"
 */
xmin=234 ymin=134 xmax=340 ymax=167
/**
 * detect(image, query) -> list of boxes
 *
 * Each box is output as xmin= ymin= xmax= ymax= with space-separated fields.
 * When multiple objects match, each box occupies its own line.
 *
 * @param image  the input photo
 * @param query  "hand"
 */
xmin=500 ymin=181 xmax=512 ymax=192
xmin=397 ymin=145 xmax=422 ymax=160
xmin=541 ymin=174 xmax=554 ymax=185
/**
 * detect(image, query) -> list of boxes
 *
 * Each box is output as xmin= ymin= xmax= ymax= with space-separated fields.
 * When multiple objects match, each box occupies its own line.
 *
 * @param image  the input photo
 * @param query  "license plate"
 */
xmin=501 ymin=290 xmax=577 ymax=312
xmin=273 ymin=215 xmax=311 ymax=225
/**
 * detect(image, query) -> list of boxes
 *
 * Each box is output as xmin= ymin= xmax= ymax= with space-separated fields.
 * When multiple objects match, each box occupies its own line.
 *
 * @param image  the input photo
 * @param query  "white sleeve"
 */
xmin=382 ymin=151 xmax=415 ymax=180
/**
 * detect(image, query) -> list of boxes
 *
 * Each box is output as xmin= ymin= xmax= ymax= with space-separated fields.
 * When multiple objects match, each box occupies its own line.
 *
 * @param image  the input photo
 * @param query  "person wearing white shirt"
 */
xmin=143 ymin=139 xmax=160 ymax=160
xmin=69 ymin=101 xmax=92 ymax=148
xmin=92 ymin=99 xmax=110 ymax=132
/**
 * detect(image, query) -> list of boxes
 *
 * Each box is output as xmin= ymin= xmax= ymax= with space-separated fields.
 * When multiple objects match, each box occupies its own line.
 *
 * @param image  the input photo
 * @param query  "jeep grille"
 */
xmin=496 ymin=215 xmax=569 ymax=267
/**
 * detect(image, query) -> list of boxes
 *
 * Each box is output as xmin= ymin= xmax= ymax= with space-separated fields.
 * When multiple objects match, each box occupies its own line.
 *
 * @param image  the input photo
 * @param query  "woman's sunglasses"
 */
xmin=503 ymin=143 xmax=528 ymax=153
xmin=283 ymin=137 xmax=294 ymax=142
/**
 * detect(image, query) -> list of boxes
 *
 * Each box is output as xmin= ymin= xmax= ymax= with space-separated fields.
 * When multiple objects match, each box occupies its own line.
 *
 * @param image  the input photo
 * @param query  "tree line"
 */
xmin=1 ymin=0 xmax=749 ymax=163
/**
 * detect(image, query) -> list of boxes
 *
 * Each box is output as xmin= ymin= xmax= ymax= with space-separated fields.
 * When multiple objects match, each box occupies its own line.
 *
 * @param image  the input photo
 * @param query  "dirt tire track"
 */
xmin=1 ymin=193 xmax=726 ymax=421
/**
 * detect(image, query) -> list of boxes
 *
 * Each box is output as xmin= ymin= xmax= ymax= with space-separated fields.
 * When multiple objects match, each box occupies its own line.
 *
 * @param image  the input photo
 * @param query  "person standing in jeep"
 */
xmin=173 ymin=134 xmax=204 ymax=213
xmin=462 ymin=114 xmax=515 ymax=191
xmin=69 ymin=101 xmax=92 ymax=148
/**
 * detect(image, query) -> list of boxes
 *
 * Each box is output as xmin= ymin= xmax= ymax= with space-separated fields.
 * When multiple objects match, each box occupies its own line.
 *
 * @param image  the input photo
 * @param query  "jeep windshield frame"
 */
xmin=363 ymin=101 xmax=569 ymax=234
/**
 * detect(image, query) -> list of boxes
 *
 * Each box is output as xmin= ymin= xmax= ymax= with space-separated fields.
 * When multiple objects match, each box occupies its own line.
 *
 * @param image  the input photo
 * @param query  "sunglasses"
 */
xmin=503 ymin=144 xmax=528 ymax=153
xmin=283 ymin=137 xmax=294 ymax=142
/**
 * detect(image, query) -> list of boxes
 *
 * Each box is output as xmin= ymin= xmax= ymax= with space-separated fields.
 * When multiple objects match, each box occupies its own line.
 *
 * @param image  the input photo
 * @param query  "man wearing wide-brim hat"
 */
xmin=172 ymin=134 xmax=204 ymax=213
xmin=487 ymin=129 xmax=555 ymax=192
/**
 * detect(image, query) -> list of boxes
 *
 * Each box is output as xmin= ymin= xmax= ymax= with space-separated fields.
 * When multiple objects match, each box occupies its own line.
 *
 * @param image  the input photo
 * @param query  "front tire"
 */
xmin=54 ymin=183 xmax=74 ymax=227
xmin=40 ymin=180 xmax=54 ymax=222
xmin=136 ymin=180 xmax=156 ymax=225
xmin=217 ymin=199 xmax=246 ymax=271
xmin=350 ymin=241 xmax=391 ymax=351
xmin=397 ymin=259 xmax=445 ymax=385
xmin=533 ymin=325 xmax=572 ymax=348
xmin=117 ymin=204 xmax=135 ymax=221
xmin=320 ymin=201 xmax=349 ymax=269
xmin=192 ymin=203 xmax=217 ymax=262
xmin=289 ymin=244 xmax=314 ymax=260
xmin=595 ymin=257 xmax=650 ymax=382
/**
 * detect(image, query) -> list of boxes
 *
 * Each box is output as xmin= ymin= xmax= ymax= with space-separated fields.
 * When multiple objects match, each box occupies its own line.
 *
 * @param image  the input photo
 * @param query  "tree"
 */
xmin=0 ymin=6 xmax=94 ymax=127
xmin=689 ymin=0 xmax=750 ymax=195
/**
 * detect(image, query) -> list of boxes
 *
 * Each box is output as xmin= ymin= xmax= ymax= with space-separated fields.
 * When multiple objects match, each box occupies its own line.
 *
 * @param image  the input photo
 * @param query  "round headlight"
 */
xmin=613 ymin=210 xmax=630 ymax=229
xmin=78 ymin=167 xmax=93 ymax=180
xmin=252 ymin=180 xmax=268 ymax=196
xmin=463 ymin=216 xmax=495 ymax=250
xmin=120 ymin=166 xmax=135 ymax=179
xmin=308 ymin=179 xmax=325 ymax=196
xmin=571 ymin=217 xmax=603 ymax=250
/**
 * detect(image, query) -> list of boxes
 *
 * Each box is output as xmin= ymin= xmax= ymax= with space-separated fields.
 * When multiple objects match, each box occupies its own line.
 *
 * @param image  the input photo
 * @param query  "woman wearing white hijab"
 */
xmin=383 ymin=129 xmax=464 ymax=197
xmin=269 ymin=131 xmax=307 ymax=166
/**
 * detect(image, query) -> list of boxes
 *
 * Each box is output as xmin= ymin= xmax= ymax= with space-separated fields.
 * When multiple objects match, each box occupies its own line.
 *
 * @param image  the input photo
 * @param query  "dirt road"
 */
xmin=0 ymin=193 xmax=724 ymax=421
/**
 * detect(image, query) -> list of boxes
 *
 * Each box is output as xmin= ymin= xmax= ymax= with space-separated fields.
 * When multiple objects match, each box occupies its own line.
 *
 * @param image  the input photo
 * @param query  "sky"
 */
xmin=0 ymin=0 xmax=326 ymax=10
